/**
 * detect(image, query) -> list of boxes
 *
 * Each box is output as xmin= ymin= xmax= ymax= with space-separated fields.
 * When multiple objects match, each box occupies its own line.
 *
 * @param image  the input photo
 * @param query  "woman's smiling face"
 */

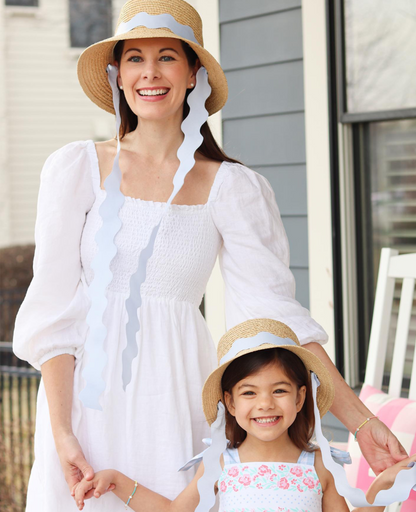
xmin=117 ymin=37 xmax=198 ymax=122
xmin=224 ymin=361 xmax=306 ymax=445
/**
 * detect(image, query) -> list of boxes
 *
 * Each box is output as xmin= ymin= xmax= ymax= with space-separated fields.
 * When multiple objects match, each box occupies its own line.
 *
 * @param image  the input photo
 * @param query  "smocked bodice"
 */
xmin=81 ymin=184 xmax=222 ymax=306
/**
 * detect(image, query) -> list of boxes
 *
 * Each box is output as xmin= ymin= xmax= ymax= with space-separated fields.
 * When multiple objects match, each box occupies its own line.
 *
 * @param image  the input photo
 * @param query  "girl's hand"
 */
xmin=366 ymin=454 xmax=416 ymax=504
xmin=54 ymin=433 xmax=95 ymax=495
xmin=357 ymin=419 xmax=408 ymax=475
xmin=73 ymin=470 xmax=117 ymax=510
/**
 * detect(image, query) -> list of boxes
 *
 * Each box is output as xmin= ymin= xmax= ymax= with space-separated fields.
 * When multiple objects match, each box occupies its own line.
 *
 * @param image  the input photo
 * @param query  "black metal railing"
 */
xmin=0 ymin=342 xmax=40 ymax=512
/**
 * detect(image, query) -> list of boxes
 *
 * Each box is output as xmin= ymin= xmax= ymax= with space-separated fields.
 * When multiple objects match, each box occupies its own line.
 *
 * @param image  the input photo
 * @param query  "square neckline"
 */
xmin=86 ymin=139 xmax=227 ymax=209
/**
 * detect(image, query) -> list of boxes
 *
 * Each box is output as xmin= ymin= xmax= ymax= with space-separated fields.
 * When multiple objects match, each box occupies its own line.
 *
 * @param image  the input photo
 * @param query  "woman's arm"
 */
xmin=74 ymin=464 xmax=206 ymax=512
xmin=42 ymin=354 xmax=94 ymax=493
xmin=304 ymin=342 xmax=408 ymax=474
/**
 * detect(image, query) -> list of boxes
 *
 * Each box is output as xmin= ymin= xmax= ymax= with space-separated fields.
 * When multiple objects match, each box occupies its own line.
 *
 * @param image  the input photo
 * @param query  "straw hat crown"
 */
xmin=116 ymin=0 xmax=204 ymax=46
xmin=77 ymin=0 xmax=227 ymax=116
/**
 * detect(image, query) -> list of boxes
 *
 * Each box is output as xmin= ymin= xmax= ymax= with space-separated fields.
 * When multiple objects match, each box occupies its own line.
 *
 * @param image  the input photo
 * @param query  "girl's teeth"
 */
xmin=255 ymin=417 xmax=278 ymax=424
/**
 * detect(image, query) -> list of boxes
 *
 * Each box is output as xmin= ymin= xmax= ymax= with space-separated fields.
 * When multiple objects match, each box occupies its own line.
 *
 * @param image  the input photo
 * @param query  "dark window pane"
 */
xmin=355 ymin=119 xmax=416 ymax=384
xmin=69 ymin=0 xmax=112 ymax=48
xmin=5 ymin=0 xmax=38 ymax=5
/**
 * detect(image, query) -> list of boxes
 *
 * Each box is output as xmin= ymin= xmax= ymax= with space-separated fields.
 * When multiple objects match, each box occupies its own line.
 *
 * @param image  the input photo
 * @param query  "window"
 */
xmin=329 ymin=0 xmax=416 ymax=383
xmin=5 ymin=0 xmax=38 ymax=5
xmin=69 ymin=0 xmax=112 ymax=49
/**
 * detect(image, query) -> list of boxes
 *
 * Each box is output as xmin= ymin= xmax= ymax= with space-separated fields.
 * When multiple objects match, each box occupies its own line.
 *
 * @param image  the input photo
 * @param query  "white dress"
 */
xmin=13 ymin=140 xmax=328 ymax=511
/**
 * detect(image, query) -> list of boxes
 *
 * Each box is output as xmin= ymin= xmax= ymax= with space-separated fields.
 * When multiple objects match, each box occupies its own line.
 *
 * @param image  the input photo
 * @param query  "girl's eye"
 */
xmin=242 ymin=391 xmax=255 ymax=396
xmin=274 ymin=389 xmax=287 ymax=394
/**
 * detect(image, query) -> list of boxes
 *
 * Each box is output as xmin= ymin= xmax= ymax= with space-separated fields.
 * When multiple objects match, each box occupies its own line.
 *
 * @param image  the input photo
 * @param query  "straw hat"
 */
xmin=77 ymin=0 xmax=227 ymax=116
xmin=202 ymin=319 xmax=334 ymax=425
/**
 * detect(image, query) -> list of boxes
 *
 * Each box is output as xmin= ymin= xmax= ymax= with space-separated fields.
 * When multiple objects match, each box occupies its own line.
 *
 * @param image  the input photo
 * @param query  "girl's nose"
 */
xmin=257 ymin=394 xmax=274 ymax=410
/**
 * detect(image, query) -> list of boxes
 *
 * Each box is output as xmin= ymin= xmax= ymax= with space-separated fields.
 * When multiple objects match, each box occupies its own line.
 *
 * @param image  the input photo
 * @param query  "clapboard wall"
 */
xmin=219 ymin=0 xmax=310 ymax=308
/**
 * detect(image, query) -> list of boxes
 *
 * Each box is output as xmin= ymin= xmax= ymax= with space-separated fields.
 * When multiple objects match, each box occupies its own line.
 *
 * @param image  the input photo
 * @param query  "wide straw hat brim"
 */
xmin=77 ymin=1 xmax=228 ymax=116
xmin=202 ymin=319 xmax=334 ymax=426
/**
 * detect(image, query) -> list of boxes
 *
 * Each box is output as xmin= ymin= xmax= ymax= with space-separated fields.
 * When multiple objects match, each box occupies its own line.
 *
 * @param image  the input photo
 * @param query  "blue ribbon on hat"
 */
xmin=79 ymin=13 xmax=211 ymax=409
xmin=116 ymin=12 xmax=199 ymax=45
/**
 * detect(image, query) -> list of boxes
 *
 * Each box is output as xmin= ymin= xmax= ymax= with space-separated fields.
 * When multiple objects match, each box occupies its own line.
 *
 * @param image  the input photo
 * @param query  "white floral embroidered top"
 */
xmin=218 ymin=448 xmax=323 ymax=512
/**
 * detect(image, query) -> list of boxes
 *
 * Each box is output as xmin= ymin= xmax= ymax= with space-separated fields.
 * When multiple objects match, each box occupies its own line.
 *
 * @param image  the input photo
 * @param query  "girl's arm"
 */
xmin=74 ymin=464 xmax=207 ymax=512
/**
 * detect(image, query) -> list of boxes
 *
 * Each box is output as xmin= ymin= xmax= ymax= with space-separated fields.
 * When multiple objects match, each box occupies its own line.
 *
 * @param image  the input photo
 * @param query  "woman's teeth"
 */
xmin=138 ymin=89 xmax=169 ymax=96
xmin=254 ymin=416 xmax=279 ymax=424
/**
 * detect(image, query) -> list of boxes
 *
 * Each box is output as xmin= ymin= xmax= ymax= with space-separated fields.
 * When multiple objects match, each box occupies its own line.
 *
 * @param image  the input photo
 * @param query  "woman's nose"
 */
xmin=142 ymin=61 xmax=161 ymax=81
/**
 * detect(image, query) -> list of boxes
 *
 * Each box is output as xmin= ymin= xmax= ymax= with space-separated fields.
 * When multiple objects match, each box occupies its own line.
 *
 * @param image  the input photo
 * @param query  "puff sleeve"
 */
xmin=13 ymin=141 xmax=96 ymax=370
xmin=210 ymin=163 xmax=328 ymax=345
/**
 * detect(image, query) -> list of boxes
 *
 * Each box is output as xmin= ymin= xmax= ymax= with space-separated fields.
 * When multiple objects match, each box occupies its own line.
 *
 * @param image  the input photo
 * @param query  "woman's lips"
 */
xmin=136 ymin=89 xmax=170 ymax=102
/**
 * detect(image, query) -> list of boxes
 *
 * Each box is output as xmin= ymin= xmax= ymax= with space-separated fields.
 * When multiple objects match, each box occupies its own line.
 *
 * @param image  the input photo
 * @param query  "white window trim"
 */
xmin=302 ymin=0 xmax=336 ymax=363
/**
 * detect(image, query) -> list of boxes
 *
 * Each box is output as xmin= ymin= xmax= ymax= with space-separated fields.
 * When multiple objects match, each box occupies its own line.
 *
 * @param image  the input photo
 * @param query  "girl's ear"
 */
xmin=224 ymin=391 xmax=236 ymax=417
xmin=296 ymin=385 xmax=307 ymax=412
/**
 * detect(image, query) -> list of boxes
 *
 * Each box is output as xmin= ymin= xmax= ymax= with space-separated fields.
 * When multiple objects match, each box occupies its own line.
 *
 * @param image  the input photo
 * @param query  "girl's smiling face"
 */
xmin=224 ymin=361 xmax=306 ymax=445
xmin=117 ymin=37 xmax=198 ymax=122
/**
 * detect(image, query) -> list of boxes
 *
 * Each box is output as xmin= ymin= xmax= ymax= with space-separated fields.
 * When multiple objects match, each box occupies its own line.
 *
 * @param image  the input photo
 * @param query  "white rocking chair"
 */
xmin=361 ymin=248 xmax=416 ymax=511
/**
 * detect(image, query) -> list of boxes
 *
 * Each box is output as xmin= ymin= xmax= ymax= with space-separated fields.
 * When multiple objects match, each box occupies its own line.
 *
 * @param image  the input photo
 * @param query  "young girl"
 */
xmin=73 ymin=319 xmax=416 ymax=511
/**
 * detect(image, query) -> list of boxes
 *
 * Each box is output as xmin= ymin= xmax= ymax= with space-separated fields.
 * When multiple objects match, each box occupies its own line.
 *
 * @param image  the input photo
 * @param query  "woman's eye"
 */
xmin=128 ymin=56 xmax=142 ymax=63
xmin=160 ymin=55 xmax=175 ymax=62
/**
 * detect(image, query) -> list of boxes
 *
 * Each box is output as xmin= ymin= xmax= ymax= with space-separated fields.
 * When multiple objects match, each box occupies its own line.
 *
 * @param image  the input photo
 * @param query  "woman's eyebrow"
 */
xmin=124 ymin=47 xmax=179 ymax=55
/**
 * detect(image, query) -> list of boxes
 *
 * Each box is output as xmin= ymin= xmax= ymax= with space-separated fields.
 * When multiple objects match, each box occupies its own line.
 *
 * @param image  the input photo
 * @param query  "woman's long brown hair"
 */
xmin=113 ymin=40 xmax=241 ymax=164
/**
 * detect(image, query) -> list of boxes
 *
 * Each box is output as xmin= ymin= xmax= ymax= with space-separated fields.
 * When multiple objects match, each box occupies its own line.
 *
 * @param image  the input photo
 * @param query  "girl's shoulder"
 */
xmin=313 ymin=448 xmax=333 ymax=491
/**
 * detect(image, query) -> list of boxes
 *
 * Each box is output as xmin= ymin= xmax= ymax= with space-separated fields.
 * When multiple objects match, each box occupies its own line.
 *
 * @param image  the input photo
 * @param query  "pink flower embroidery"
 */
xmin=303 ymin=477 xmax=315 ymax=489
xmin=238 ymin=475 xmax=252 ymax=486
xmin=242 ymin=465 xmax=249 ymax=471
xmin=270 ymin=473 xmax=277 ymax=481
xmin=256 ymin=483 xmax=263 ymax=489
xmin=228 ymin=466 xmax=239 ymax=477
xmin=290 ymin=466 xmax=303 ymax=477
xmin=297 ymin=484 xmax=304 ymax=492
xmin=220 ymin=481 xmax=227 ymax=493
xmin=232 ymin=485 xmax=239 ymax=492
xmin=279 ymin=477 xmax=289 ymax=489
xmin=258 ymin=464 xmax=271 ymax=475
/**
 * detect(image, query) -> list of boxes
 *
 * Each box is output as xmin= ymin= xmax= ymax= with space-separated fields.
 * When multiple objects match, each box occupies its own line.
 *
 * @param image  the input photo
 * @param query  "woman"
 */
xmin=13 ymin=1 xmax=407 ymax=511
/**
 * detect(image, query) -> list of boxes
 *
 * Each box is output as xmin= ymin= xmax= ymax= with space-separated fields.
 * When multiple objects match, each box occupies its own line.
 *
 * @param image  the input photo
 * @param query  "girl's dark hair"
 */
xmin=113 ymin=40 xmax=241 ymax=164
xmin=221 ymin=348 xmax=315 ymax=451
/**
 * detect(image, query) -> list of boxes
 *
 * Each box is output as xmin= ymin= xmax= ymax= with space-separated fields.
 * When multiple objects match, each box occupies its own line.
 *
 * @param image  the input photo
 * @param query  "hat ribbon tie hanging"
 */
xmin=311 ymin=373 xmax=416 ymax=507
xmin=79 ymin=65 xmax=125 ymax=410
xmin=79 ymin=14 xmax=211 ymax=409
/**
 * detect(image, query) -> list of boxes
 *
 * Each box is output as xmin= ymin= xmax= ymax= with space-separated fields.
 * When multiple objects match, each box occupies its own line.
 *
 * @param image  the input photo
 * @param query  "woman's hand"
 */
xmin=357 ymin=419 xmax=408 ymax=475
xmin=55 ymin=432 xmax=95 ymax=495
xmin=366 ymin=454 xmax=416 ymax=504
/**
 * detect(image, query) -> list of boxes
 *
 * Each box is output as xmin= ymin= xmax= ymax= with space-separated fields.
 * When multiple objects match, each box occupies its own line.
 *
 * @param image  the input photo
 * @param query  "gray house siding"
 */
xmin=219 ymin=1 xmax=309 ymax=308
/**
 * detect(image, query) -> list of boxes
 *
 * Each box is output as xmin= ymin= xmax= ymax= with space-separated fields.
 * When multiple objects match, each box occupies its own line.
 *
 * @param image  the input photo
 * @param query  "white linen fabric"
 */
xmin=13 ymin=140 xmax=327 ymax=511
